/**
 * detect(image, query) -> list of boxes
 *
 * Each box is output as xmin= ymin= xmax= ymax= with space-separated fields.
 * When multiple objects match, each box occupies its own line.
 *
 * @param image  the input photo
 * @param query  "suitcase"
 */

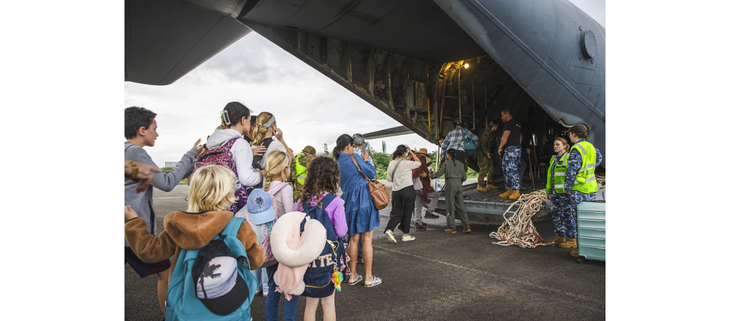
xmin=576 ymin=200 xmax=605 ymax=262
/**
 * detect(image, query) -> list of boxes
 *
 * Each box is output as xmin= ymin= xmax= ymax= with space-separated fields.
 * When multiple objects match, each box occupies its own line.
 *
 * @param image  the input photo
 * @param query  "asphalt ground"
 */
xmin=125 ymin=182 xmax=605 ymax=320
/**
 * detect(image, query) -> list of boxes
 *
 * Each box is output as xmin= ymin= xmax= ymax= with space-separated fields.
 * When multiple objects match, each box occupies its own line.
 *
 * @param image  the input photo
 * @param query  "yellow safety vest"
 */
xmin=294 ymin=153 xmax=308 ymax=185
xmin=570 ymin=141 xmax=598 ymax=193
xmin=546 ymin=152 xmax=569 ymax=194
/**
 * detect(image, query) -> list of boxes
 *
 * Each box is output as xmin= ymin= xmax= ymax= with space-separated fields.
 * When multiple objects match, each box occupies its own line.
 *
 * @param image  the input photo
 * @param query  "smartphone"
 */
xmin=362 ymin=142 xmax=368 ymax=151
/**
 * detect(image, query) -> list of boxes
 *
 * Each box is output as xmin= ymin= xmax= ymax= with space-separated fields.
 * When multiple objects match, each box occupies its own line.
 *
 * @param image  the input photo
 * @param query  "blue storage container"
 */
xmin=576 ymin=201 xmax=605 ymax=262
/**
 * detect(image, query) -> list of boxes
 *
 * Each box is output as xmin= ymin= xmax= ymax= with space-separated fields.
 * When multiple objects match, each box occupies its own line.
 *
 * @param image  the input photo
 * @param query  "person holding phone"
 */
xmin=352 ymin=133 xmax=374 ymax=168
xmin=384 ymin=145 xmax=422 ymax=243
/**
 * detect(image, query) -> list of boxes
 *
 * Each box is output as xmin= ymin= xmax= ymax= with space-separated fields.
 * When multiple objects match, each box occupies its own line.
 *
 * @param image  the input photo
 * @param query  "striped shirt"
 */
xmin=441 ymin=127 xmax=478 ymax=152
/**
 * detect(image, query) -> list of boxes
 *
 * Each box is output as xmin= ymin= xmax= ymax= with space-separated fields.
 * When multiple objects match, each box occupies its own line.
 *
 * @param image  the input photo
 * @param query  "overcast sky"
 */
xmin=125 ymin=0 xmax=605 ymax=167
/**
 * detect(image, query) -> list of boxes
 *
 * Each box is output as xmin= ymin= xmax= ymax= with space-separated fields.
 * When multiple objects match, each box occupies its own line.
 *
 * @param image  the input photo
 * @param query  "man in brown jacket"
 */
xmin=411 ymin=148 xmax=439 ymax=230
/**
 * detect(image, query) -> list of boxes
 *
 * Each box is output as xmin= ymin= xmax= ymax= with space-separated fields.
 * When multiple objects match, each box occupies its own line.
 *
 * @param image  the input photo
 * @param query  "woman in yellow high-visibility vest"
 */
xmin=563 ymin=124 xmax=603 ymax=252
xmin=545 ymin=137 xmax=573 ymax=246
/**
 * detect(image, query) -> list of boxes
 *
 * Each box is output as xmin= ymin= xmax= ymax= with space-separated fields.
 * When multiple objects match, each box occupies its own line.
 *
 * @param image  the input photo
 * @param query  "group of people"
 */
xmin=123 ymin=102 xmax=602 ymax=320
xmin=438 ymin=108 xmax=603 ymax=257
xmin=124 ymin=103 xmax=392 ymax=321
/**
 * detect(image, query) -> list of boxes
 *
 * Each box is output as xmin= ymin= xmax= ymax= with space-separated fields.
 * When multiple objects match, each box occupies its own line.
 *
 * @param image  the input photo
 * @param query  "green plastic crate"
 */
xmin=576 ymin=201 xmax=605 ymax=261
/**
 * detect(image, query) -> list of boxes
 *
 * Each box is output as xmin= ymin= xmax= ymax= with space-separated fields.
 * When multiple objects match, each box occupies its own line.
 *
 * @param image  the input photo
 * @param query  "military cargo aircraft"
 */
xmin=126 ymin=0 xmax=605 ymax=223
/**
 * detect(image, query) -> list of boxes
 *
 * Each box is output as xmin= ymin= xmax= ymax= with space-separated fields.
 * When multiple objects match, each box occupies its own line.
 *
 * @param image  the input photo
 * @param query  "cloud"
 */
xmin=126 ymin=1 xmax=604 ymax=166
xmin=125 ymin=33 xmax=435 ymax=167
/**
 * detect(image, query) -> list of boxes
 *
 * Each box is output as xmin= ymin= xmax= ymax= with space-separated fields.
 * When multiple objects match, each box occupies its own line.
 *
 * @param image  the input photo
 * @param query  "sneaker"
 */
xmin=385 ymin=230 xmax=397 ymax=243
xmin=444 ymin=228 xmax=457 ymax=234
xmin=424 ymin=212 xmax=439 ymax=219
xmin=415 ymin=223 xmax=426 ymax=231
xmin=402 ymin=234 xmax=416 ymax=242
xmin=463 ymin=228 xmax=471 ymax=233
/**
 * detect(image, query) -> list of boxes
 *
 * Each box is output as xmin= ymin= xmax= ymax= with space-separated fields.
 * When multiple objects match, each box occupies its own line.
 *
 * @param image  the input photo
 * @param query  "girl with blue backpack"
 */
xmin=124 ymin=165 xmax=265 ymax=320
xmin=294 ymin=156 xmax=348 ymax=321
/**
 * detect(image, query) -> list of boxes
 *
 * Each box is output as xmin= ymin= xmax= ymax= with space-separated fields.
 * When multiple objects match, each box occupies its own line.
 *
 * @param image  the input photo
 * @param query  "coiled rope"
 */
xmin=489 ymin=190 xmax=551 ymax=249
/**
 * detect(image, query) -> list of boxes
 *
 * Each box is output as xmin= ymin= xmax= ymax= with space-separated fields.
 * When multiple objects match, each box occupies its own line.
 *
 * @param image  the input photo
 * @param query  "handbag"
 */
xmin=350 ymin=154 xmax=390 ymax=210
xmin=463 ymin=130 xmax=477 ymax=156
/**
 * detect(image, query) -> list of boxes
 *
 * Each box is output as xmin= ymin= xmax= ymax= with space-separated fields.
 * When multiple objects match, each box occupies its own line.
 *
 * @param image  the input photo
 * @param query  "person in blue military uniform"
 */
xmin=563 ymin=124 xmax=603 ymax=254
xmin=545 ymin=137 xmax=573 ymax=246
xmin=497 ymin=109 xmax=523 ymax=200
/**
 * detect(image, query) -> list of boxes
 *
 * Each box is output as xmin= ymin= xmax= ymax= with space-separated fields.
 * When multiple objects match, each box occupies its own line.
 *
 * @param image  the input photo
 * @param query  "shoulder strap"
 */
xmin=320 ymin=193 xmax=337 ymax=209
xmin=301 ymin=193 xmax=337 ymax=212
xmin=222 ymin=216 xmax=246 ymax=238
xmin=393 ymin=159 xmax=403 ymax=174
xmin=268 ymin=181 xmax=291 ymax=196
xmin=349 ymin=154 xmax=371 ymax=181
xmin=221 ymin=136 xmax=241 ymax=149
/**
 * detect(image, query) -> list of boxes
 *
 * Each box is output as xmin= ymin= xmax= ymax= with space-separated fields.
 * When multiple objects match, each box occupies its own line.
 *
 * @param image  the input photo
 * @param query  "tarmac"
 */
xmin=125 ymin=182 xmax=605 ymax=320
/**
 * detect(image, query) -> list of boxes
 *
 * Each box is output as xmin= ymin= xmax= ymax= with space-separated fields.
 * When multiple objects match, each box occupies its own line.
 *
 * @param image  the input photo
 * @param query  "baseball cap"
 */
xmin=246 ymin=189 xmax=276 ymax=225
xmin=195 ymin=255 xmax=249 ymax=315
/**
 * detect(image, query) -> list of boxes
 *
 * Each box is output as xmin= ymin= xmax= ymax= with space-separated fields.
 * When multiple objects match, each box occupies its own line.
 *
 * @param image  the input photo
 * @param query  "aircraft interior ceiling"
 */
xmin=125 ymin=0 xmax=605 ymax=168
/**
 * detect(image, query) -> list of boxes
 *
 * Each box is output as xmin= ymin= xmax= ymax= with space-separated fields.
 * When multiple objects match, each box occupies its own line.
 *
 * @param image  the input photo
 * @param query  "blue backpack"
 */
xmin=165 ymin=216 xmax=257 ymax=321
xmin=299 ymin=193 xmax=348 ymax=298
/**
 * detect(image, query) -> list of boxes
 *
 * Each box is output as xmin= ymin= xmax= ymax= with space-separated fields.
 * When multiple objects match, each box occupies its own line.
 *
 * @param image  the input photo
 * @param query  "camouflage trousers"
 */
xmin=550 ymin=192 xmax=575 ymax=238
xmin=570 ymin=191 xmax=597 ymax=218
xmin=501 ymin=146 xmax=521 ymax=190
xmin=477 ymin=152 xmax=494 ymax=186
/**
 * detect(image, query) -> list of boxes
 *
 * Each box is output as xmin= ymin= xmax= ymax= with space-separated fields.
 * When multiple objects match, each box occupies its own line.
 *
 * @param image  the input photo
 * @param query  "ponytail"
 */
xmin=251 ymin=112 xmax=274 ymax=146
xmin=333 ymin=134 xmax=354 ymax=160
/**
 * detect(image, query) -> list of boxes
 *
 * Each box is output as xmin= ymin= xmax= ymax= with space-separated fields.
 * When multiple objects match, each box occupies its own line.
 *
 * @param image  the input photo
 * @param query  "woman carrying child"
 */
xmin=296 ymin=156 xmax=348 ymax=321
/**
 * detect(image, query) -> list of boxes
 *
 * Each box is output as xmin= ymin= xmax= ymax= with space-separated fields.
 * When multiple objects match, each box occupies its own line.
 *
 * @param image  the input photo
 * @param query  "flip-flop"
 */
xmin=348 ymin=274 xmax=363 ymax=285
xmin=364 ymin=276 xmax=382 ymax=288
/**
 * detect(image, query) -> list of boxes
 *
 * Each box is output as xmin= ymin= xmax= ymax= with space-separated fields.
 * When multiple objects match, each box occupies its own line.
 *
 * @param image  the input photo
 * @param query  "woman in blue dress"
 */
xmin=333 ymin=134 xmax=382 ymax=288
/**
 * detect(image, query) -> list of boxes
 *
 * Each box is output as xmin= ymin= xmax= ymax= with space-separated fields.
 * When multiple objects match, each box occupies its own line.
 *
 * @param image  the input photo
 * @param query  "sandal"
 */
xmin=348 ymin=274 xmax=363 ymax=285
xmin=364 ymin=276 xmax=382 ymax=288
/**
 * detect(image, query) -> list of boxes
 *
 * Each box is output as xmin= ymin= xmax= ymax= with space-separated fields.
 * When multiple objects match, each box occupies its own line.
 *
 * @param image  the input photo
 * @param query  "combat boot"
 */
xmin=548 ymin=236 xmax=566 ymax=245
xmin=559 ymin=238 xmax=577 ymax=249
xmin=499 ymin=189 xmax=514 ymax=198
xmin=486 ymin=184 xmax=498 ymax=190
xmin=476 ymin=184 xmax=487 ymax=192
xmin=509 ymin=190 xmax=521 ymax=200
xmin=570 ymin=250 xmax=580 ymax=258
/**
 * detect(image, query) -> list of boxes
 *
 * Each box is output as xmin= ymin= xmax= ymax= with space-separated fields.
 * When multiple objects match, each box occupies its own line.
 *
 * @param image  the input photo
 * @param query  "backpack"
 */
xmin=299 ymin=193 xmax=348 ymax=297
xmin=195 ymin=137 xmax=248 ymax=213
xmin=463 ymin=130 xmax=477 ymax=156
xmin=165 ymin=216 xmax=257 ymax=320
xmin=251 ymin=137 xmax=275 ymax=189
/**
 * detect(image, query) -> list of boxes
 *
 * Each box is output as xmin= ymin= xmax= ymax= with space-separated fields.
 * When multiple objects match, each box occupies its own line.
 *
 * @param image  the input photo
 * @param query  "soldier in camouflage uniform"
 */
xmin=477 ymin=121 xmax=499 ymax=192
xmin=291 ymin=145 xmax=316 ymax=201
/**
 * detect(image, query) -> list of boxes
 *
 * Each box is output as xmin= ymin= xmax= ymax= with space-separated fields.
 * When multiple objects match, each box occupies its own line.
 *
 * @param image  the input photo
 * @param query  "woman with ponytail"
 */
xmin=333 ymin=134 xmax=382 ymax=287
xmin=384 ymin=145 xmax=421 ymax=243
xmin=205 ymin=102 xmax=263 ymax=210
xmin=251 ymin=112 xmax=297 ymax=170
